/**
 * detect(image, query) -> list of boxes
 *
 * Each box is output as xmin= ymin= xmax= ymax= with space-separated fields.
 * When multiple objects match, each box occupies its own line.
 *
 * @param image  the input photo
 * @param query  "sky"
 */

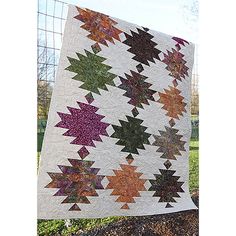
xmin=71 ymin=0 xmax=198 ymax=43
xmin=38 ymin=0 xmax=198 ymax=79
xmin=38 ymin=0 xmax=198 ymax=42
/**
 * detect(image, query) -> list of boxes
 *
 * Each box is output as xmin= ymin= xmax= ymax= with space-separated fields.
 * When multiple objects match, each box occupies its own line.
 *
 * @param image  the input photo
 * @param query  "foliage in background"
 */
xmin=37 ymin=140 xmax=198 ymax=236
xmin=37 ymin=1 xmax=199 ymax=234
xmin=189 ymin=140 xmax=199 ymax=191
xmin=191 ymin=91 xmax=199 ymax=115
xmin=37 ymin=117 xmax=199 ymax=235
xmin=37 ymin=41 xmax=54 ymax=120
xmin=38 ymin=80 xmax=53 ymax=120
xmin=38 ymin=217 xmax=122 ymax=236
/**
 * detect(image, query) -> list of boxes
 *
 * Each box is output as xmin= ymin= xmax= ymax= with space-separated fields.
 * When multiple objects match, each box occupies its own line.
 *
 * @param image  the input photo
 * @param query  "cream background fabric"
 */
xmin=37 ymin=5 xmax=196 ymax=219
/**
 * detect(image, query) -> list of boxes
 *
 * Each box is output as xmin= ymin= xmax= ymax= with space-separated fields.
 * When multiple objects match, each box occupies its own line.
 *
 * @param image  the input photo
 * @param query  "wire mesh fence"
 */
xmin=37 ymin=0 xmax=69 ymax=119
xmin=37 ymin=0 xmax=199 ymax=151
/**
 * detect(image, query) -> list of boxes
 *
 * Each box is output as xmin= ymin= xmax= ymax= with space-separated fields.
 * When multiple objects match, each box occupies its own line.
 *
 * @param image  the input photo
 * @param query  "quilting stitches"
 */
xmin=45 ymin=159 xmax=104 ymax=211
xmin=38 ymin=5 xmax=196 ymax=218
xmin=74 ymin=7 xmax=123 ymax=46
xmin=55 ymin=102 xmax=110 ymax=147
xmin=123 ymin=28 xmax=161 ymax=65
xmin=66 ymin=50 xmax=117 ymax=94
xmin=106 ymin=164 xmax=146 ymax=209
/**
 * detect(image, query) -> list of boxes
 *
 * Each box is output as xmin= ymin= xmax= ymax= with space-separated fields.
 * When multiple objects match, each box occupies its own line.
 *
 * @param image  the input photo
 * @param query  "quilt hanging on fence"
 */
xmin=37 ymin=5 xmax=196 ymax=219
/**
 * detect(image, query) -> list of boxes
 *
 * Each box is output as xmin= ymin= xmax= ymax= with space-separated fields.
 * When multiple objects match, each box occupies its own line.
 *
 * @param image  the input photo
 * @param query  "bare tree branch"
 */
xmin=37 ymin=39 xmax=54 ymax=119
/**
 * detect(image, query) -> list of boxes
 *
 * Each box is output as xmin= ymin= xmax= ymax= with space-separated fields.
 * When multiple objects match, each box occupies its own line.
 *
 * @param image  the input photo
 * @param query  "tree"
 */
xmin=180 ymin=0 xmax=199 ymax=115
xmin=37 ymin=41 xmax=54 ymax=120
xmin=181 ymin=0 xmax=199 ymax=29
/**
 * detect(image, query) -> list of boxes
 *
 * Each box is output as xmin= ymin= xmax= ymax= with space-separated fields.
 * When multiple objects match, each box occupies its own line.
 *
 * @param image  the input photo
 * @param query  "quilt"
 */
xmin=37 ymin=5 xmax=196 ymax=219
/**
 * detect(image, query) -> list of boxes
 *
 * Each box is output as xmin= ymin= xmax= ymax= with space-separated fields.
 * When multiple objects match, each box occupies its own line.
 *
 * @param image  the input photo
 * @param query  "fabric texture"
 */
xmin=37 ymin=5 xmax=196 ymax=219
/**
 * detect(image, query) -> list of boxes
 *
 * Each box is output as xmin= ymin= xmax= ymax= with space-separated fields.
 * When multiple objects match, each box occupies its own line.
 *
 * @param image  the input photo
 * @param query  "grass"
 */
xmin=37 ymin=140 xmax=199 ymax=235
xmin=37 ymin=217 xmax=123 ymax=236
xmin=189 ymin=140 xmax=199 ymax=192
xmin=191 ymin=114 xmax=199 ymax=120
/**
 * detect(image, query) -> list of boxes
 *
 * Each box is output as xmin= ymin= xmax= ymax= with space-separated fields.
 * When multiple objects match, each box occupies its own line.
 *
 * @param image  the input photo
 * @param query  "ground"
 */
xmin=37 ymin=140 xmax=198 ymax=236
xmin=80 ymin=201 xmax=198 ymax=236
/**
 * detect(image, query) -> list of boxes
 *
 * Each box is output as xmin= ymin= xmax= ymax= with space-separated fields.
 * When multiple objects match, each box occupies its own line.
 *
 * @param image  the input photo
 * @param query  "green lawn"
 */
xmin=38 ymin=217 xmax=123 ymax=236
xmin=189 ymin=140 xmax=199 ymax=192
xmin=37 ymin=140 xmax=199 ymax=235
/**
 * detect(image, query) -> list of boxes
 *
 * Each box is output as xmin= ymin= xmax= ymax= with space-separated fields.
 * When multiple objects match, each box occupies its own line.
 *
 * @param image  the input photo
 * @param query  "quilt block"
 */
xmin=37 ymin=5 xmax=196 ymax=219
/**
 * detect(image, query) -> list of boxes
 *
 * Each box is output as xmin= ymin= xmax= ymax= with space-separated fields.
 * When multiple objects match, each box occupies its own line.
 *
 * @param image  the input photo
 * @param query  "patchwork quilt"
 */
xmin=37 ymin=5 xmax=196 ymax=219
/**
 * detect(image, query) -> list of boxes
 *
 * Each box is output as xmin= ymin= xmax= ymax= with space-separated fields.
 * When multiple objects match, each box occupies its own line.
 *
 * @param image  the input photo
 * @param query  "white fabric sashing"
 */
xmin=37 ymin=5 xmax=197 ymax=219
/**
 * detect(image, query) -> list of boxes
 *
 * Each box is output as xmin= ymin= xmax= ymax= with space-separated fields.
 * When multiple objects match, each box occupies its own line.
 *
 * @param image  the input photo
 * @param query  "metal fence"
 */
xmin=37 ymin=0 xmax=68 ymax=81
xmin=37 ymin=0 xmax=70 ymax=120
xmin=37 ymin=0 xmax=199 ymax=151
